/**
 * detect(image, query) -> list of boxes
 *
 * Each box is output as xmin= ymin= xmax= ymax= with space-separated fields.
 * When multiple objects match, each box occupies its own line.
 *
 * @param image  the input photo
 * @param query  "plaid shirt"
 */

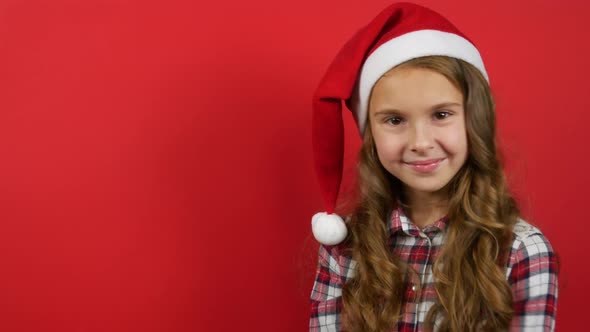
xmin=309 ymin=208 xmax=558 ymax=331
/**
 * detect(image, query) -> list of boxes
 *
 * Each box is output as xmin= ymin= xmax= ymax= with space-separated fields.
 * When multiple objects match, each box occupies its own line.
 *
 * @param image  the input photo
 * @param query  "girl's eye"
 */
xmin=385 ymin=116 xmax=403 ymax=125
xmin=434 ymin=111 xmax=451 ymax=120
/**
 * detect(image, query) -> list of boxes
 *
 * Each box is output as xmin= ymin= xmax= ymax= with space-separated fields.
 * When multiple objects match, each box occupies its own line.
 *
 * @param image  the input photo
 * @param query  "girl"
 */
xmin=309 ymin=3 xmax=558 ymax=332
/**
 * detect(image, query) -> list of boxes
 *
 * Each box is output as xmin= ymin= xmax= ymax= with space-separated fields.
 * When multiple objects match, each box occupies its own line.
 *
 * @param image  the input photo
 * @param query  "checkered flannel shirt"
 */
xmin=309 ymin=207 xmax=559 ymax=331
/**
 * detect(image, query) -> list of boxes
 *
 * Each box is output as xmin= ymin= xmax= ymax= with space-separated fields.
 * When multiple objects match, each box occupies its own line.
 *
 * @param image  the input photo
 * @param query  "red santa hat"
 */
xmin=311 ymin=2 xmax=489 ymax=245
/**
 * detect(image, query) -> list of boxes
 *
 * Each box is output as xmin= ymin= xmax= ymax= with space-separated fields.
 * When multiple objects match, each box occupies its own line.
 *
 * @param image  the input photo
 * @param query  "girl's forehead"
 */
xmin=371 ymin=68 xmax=462 ymax=105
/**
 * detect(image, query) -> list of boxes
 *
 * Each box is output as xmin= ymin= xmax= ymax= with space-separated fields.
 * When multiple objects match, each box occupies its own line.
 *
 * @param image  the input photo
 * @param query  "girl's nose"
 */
xmin=409 ymin=123 xmax=434 ymax=153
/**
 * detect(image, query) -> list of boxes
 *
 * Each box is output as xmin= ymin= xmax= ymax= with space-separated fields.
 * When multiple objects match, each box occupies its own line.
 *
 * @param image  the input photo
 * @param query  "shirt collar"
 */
xmin=388 ymin=205 xmax=449 ymax=237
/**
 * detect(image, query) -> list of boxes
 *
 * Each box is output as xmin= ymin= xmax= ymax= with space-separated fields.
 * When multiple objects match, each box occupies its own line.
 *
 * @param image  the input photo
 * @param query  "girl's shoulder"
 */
xmin=512 ymin=218 xmax=545 ymax=241
xmin=317 ymin=240 xmax=355 ymax=281
xmin=506 ymin=218 xmax=557 ymax=276
xmin=510 ymin=217 xmax=555 ymax=254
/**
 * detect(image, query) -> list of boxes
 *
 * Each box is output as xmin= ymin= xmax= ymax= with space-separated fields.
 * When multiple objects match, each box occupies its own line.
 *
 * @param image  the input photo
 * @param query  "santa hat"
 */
xmin=311 ymin=2 xmax=489 ymax=245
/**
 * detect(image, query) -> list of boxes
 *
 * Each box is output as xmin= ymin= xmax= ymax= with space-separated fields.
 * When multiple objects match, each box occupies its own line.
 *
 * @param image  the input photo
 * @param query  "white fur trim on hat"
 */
xmin=353 ymin=29 xmax=489 ymax=133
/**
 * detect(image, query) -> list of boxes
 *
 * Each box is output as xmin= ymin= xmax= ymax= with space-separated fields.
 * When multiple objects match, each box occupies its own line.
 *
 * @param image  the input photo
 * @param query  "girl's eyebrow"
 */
xmin=373 ymin=102 xmax=463 ymax=116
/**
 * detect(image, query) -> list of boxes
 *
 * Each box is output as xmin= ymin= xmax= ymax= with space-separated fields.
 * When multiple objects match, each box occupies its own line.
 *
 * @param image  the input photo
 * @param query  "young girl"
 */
xmin=309 ymin=3 xmax=558 ymax=331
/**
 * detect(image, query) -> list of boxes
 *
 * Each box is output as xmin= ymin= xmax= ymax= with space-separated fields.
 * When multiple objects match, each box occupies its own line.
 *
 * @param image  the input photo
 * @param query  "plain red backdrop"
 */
xmin=0 ymin=0 xmax=587 ymax=331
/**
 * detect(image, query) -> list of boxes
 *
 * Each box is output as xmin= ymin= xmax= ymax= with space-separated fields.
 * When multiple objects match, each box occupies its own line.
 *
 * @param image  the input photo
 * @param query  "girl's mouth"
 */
xmin=403 ymin=158 xmax=445 ymax=173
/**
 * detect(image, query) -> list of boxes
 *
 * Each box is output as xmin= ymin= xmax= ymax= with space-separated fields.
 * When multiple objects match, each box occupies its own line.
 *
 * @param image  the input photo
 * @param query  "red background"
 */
xmin=0 ymin=0 xmax=587 ymax=331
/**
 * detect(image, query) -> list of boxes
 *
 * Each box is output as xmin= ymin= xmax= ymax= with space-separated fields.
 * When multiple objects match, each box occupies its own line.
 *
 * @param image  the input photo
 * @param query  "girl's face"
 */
xmin=368 ymin=66 xmax=468 ymax=198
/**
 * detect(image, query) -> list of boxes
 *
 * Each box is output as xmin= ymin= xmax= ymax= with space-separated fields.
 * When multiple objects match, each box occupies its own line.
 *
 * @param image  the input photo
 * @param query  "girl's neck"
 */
xmin=403 ymin=188 xmax=448 ymax=229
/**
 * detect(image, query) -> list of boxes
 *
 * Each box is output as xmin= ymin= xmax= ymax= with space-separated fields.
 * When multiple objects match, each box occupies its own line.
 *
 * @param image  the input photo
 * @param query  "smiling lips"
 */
xmin=403 ymin=158 xmax=445 ymax=173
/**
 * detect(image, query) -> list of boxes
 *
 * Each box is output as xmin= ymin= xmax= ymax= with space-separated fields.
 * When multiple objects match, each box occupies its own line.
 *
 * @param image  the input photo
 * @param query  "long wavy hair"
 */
xmin=340 ymin=56 xmax=519 ymax=331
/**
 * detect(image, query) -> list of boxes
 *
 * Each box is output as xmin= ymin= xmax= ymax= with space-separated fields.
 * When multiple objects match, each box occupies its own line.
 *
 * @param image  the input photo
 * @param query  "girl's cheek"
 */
xmin=376 ymin=139 xmax=405 ymax=161
xmin=439 ymin=123 xmax=467 ymax=154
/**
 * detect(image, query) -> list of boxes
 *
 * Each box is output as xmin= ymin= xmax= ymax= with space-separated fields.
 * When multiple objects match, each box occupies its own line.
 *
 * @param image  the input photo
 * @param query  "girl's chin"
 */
xmin=404 ymin=186 xmax=447 ymax=196
xmin=399 ymin=180 xmax=451 ymax=196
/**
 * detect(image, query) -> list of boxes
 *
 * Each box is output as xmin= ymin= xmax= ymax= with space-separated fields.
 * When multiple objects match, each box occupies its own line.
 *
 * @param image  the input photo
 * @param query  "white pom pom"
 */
xmin=311 ymin=212 xmax=348 ymax=245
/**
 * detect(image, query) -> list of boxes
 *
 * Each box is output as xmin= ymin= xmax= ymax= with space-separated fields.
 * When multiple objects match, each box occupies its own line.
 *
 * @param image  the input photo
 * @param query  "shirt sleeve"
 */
xmin=309 ymin=244 xmax=344 ymax=332
xmin=508 ymin=232 xmax=559 ymax=331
